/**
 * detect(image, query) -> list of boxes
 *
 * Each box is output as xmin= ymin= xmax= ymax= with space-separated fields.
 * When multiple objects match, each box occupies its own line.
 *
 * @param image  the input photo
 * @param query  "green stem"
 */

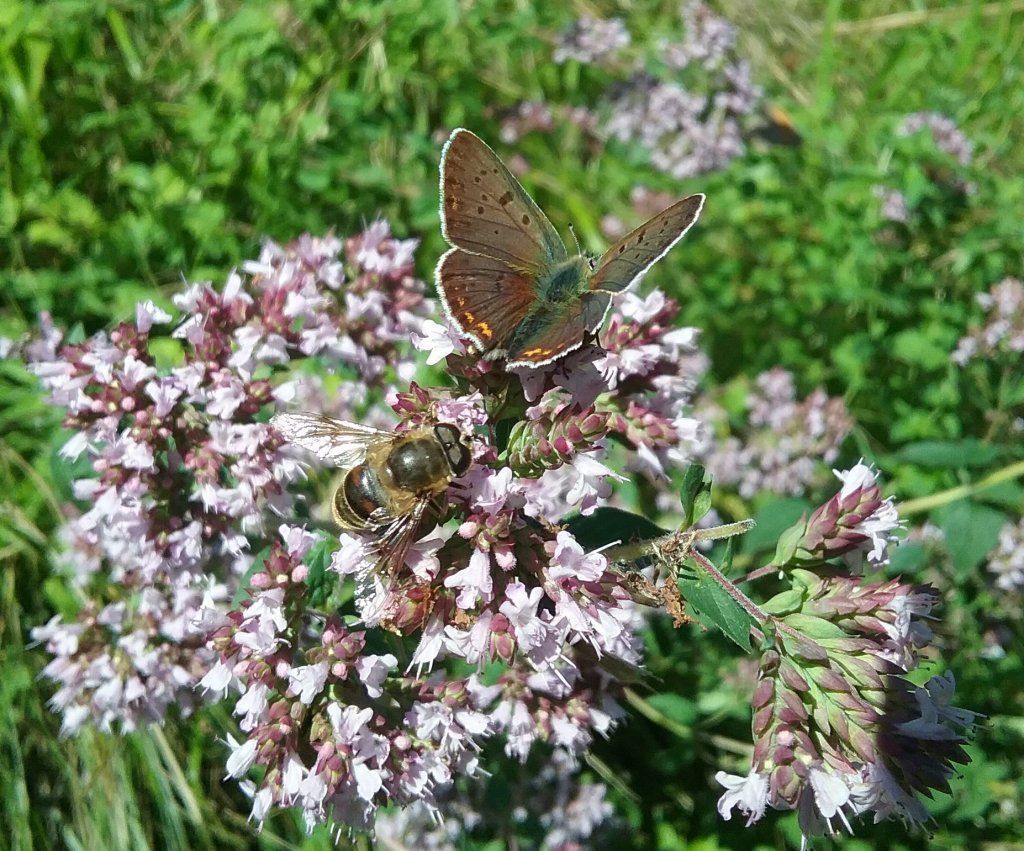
xmin=689 ymin=550 xmax=770 ymax=626
xmin=897 ymin=459 xmax=1024 ymax=515
xmin=605 ymin=519 xmax=755 ymax=566
xmin=624 ymin=687 xmax=691 ymax=739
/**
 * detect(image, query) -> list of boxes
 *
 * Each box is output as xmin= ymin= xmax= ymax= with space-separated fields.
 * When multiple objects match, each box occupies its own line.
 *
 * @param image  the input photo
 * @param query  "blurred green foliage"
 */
xmin=2 ymin=0 xmax=1023 ymax=848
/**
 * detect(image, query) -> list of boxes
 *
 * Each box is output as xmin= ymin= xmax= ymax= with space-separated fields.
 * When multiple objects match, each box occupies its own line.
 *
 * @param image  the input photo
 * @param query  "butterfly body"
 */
xmin=537 ymin=254 xmax=592 ymax=302
xmin=436 ymin=129 xmax=705 ymax=369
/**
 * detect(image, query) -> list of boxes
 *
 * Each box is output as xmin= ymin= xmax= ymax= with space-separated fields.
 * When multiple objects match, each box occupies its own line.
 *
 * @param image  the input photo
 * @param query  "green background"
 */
xmin=2 ymin=1 xmax=1023 ymax=848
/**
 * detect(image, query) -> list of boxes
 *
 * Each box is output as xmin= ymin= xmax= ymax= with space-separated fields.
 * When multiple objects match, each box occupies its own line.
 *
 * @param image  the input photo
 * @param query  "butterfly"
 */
xmin=435 ymin=128 xmax=705 ymax=370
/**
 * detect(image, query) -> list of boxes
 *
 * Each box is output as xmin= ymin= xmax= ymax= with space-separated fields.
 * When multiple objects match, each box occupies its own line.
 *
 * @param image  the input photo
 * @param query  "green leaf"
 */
xmin=782 ymin=613 xmax=847 ymax=640
xmin=720 ymin=536 xmax=735 ymax=573
xmin=887 ymin=542 xmax=928 ymax=576
xmin=679 ymin=464 xmax=712 ymax=528
xmin=565 ymin=507 xmax=667 ymax=551
xmin=974 ymin=479 xmax=1024 ymax=511
xmin=638 ymin=693 xmax=696 ymax=737
xmin=677 ymin=573 xmax=754 ymax=651
xmin=894 ymin=439 xmax=999 ymax=469
xmin=761 ymin=587 xmax=805 ymax=616
xmin=305 ymin=537 xmax=338 ymax=608
xmin=742 ymin=498 xmax=811 ymax=555
xmin=493 ymin=417 xmax=518 ymax=454
xmin=936 ymin=500 xmax=1006 ymax=577
xmin=231 ymin=547 xmax=270 ymax=608
xmin=772 ymin=517 xmax=807 ymax=567
xmin=891 ymin=329 xmax=950 ymax=369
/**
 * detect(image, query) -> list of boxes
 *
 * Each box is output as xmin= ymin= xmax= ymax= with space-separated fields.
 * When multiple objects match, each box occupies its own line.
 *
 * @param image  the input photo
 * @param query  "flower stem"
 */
xmin=689 ymin=549 xmax=771 ymax=625
xmin=605 ymin=519 xmax=755 ymax=564
xmin=897 ymin=458 xmax=1024 ymax=515
xmin=739 ymin=563 xmax=778 ymax=584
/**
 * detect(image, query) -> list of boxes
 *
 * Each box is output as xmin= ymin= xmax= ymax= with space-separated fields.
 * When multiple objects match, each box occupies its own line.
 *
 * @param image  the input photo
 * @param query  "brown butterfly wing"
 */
xmin=440 ymin=129 xmax=568 ymax=274
xmin=436 ymin=248 xmax=538 ymax=352
xmin=589 ymin=194 xmax=705 ymax=293
xmin=506 ymin=292 xmax=611 ymax=369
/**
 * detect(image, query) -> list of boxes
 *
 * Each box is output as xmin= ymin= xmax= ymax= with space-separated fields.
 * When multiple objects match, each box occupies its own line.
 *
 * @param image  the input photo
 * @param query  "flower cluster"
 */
xmin=376 ymin=749 xmax=615 ymax=850
xmin=28 ymin=215 xmax=973 ymax=847
xmin=952 ymin=277 xmax=1024 ymax=366
xmin=604 ymin=2 xmax=762 ymax=178
xmin=987 ymin=518 xmax=1024 ymax=593
xmin=28 ymin=223 xmax=430 ymax=734
xmin=553 ymin=15 xmax=630 ymax=67
xmin=874 ymin=184 xmax=910 ymax=225
xmin=898 ymin=111 xmax=974 ymax=166
xmin=875 ymin=111 xmax=977 ymax=221
xmin=231 ymin=278 xmax=704 ymax=830
xmin=498 ymin=101 xmax=556 ymax=144
xmin=777 ymin=462 xmax=902 ymax=572
xmin=698 ymin=368 xmax=853 ymax=499
xmin=713 ymin=465 xmax=974 ymax=840
xmin=200 ymin=525 xmax=493 ymax=832
xmin=498 ymin=5 xmax=762 ymax=183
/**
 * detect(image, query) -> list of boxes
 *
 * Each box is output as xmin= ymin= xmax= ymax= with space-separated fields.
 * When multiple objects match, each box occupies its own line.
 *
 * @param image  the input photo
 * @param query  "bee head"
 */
xmin=433 ymin=423 xmax=472 ymax=476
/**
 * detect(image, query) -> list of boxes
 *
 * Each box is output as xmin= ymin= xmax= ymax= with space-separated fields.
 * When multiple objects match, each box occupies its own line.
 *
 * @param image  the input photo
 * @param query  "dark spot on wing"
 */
xmin=522 ymin=215 xmax=531 ymax=225
xmin=474 ymin=176 xmax=481 ymax=183
xmin=477 ymin=206 xmax=484 ymax=214
xmin=498 ymin=191 xmax=514 ymax=206
xmin=617 ymin=245 xmax=625 ymax=254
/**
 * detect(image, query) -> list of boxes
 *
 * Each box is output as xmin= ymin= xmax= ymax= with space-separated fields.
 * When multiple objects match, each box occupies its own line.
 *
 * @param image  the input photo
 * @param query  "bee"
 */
xmin=271 ymin=412 xmax=471 ymax=574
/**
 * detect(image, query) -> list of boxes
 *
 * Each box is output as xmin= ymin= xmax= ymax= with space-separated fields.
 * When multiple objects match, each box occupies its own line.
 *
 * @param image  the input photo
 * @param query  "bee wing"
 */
xmin=373 ymin=497 xmax=432 ymax=585
xmin=271 ymin=412 xmax=392 ymax=467
xmin=355 ymin=498 xmax=433 ymax=626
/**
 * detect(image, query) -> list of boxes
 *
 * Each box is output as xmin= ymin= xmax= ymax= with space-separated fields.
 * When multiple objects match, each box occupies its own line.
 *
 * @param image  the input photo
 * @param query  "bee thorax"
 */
xmin=386 ymin=438 xmax=450 ymax=492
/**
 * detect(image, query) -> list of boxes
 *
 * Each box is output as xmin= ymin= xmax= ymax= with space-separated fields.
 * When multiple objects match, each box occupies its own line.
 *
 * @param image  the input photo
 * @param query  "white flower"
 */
xmin=411 ymin=318 xmax=466 ymax=365
xmin=403 ymin=527 xmax=449 ymax=580
xmin=145 ymin=378 xmax=183 ymax=417
xmin=444 ymin=547 xmax=494 ymax=609
xmin=564 ymin=453 xmax=624 ymax=515
xmin=408 ymin=614 xmax=446 ymax=676
xmin=833 ymin=462 xmax=902 ymax=567
xmin=59 ymin=431 xmax=90 ymax=461
xmin=331 ymin=533 xmax=373 ymax=577
xmin=225 ymin=734 xmax=258 ymax=778
xmin=808 ymin=767 xmax=852 ymax=820
xmin=355 ymin=654 xmax=397 ymax=698
xmin=279 ymin=524 xmax=318 ymax=559
xmin=715 ymin=768 xmax=770 ymax=826
xmin=548 ymin=530 xmax=608 ymax=582
xmin=898 ymin=672 xmax=977 ymax=740
xmin=135 ymin=300 xmax=172 ymax=333
xmin=287 ymin=662 xmax=329 ymax=705
xmin=235 ymin=682 xmax=270 ymax=731
xmin=499 ymin=582 xmax=548 ymax=650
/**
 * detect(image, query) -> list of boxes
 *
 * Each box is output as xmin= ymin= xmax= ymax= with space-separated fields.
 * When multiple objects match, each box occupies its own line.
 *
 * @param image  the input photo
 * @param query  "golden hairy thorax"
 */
xmin=331 ymin=425 xmax=469 ymax=530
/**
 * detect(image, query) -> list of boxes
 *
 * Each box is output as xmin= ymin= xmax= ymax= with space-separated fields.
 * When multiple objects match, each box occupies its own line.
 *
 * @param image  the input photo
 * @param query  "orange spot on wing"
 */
xmin=476 ymin=322 xmax=493 ymax=339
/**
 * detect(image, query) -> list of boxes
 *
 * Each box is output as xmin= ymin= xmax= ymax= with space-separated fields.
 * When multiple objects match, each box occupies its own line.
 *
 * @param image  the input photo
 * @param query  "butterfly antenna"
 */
xmin=568 ymin=222 xmax=583 ymax=255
